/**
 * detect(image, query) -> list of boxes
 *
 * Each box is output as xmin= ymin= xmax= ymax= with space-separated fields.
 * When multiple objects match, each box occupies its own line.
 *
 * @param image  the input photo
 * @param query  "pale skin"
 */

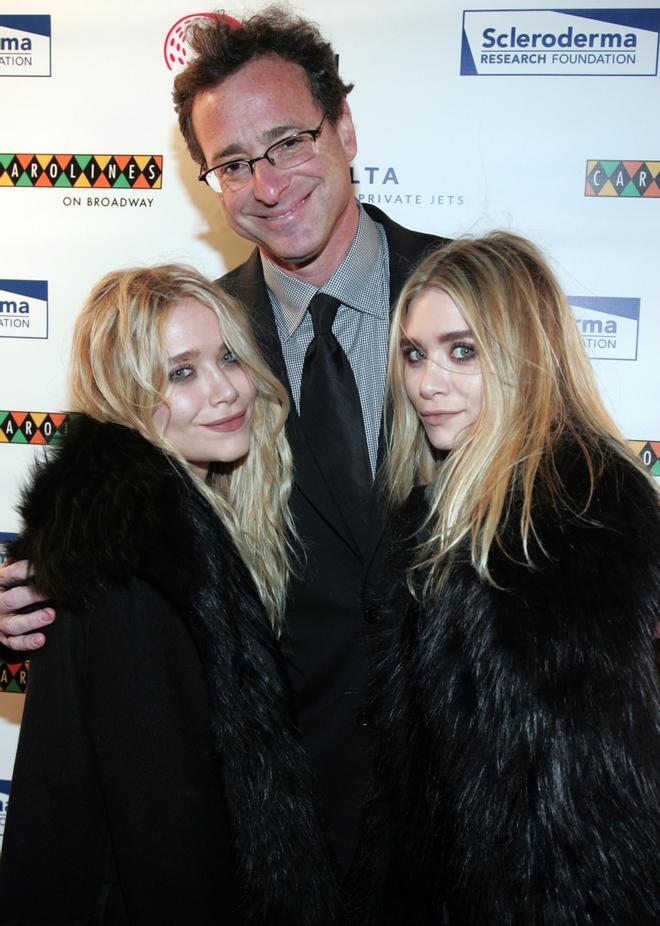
xmin=0 ymin=564 xmax=53 ymax=651
xmin=190 ymin=54 xmax=359 ymax=286
xmin=154 ymin=298 xmax=256 ymax=476
xmin=401 ymin=289 xmax=483 ymax=452
xmin=0 ymin=52 xmax=361 ymax=649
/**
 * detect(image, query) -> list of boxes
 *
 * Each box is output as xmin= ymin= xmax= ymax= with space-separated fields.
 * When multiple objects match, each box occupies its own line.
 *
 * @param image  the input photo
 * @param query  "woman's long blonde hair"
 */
xmin=386 ymin=232 xmax=650 ymax=599
xmin=70 ymin=264 xmax=294 ymax=628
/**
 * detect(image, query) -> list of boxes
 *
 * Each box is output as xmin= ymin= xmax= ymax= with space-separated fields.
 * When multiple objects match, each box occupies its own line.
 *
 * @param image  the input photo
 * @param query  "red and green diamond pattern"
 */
xmin=0 ymin=662 xmax=29 ymax=694
xmin=628 ymin=440 xmax=660 ymax=477
xmin=0 ymin=154 xmax=162 ymax=188
xmin=585 ymin=160 xmax=660 ymax=197
xmin=0 ymin=411 xmax=69 ymax=444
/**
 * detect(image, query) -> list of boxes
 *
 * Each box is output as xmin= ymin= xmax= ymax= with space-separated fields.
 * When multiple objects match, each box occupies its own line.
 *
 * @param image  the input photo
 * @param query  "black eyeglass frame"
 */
xmin=198 ymin=111 xmax=329 ymax=192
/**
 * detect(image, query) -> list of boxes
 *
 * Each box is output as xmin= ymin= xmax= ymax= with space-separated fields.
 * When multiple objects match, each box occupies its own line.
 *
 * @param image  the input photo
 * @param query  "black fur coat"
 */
xmin=380 ymin=446 xmax=659 ymax=925
xmin=0 ymin=415 xmax=346 ymax=925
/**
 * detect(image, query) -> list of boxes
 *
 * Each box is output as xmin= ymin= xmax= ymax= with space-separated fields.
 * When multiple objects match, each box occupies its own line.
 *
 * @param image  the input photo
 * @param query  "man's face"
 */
xmin=191 ymin=55 xmax=358 ymax=280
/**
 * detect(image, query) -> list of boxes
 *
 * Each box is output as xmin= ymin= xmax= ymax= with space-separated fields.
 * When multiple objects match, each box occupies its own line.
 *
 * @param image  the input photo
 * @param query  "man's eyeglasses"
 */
xmin=199 ymin=112 xmax=329 ymax=194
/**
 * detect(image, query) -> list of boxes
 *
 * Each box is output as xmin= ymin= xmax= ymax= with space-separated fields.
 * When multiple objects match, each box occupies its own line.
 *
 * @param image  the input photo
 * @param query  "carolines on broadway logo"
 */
xmin=0 ymin=15 xmax=51 ymax=77
xmin=628 ymin=441 xmax=660 ymax=476
xmin=585 ymin=160 xmax=660 ymax=197
xmin=0 ymin=154 xmax=162 ymax=189
xmin=0 ymin=411 xmax=69 ymax=445
xmin=568 ymin=296 xmax=639 ymax=360
xmin=0 ymin=280 xmax=47 ymax=339
xmin=460 ymin=8 xmax=660 ymax=76
xmin=0 ymin=663 xmax=28 ymax=693
xmin=0 ymin=531 xmax=29 ymax=696
xmin=164 ymin=12 xmax=240 ymax=71
xmin=0 ymin=535 xmax=28 ymax=698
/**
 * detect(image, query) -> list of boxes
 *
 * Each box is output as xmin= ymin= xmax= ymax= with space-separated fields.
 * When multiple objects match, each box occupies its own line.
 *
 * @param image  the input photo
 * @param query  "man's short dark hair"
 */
xmin=173 ymin=5 xmax=354 ymax=168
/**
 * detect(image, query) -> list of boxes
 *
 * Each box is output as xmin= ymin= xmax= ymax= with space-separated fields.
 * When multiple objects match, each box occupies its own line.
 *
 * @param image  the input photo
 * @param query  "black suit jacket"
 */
xmin=220 ymin=205 xmax=445 ymax=876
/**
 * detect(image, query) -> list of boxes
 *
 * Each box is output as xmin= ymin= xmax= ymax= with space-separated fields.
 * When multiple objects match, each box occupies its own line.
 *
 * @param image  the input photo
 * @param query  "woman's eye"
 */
xmin=221 ymin=350 xmax=237 ymax=364
xmin=451 ymin=343 xmax=476 ymax=362
xmin=403 ymin=346 xmax=425 ymax=363
xmin=169 ymin=365 xmax=193 ymax=382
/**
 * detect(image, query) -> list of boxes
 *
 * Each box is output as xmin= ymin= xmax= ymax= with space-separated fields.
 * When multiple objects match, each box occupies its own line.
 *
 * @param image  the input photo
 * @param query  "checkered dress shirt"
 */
xmin=261 ymin=206 xmax=390 ymax=476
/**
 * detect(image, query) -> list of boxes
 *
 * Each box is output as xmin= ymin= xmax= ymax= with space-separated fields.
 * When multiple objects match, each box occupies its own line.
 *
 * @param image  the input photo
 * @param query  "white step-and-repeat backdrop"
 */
xmin=1 ymin=0 xmax=659 ymax=837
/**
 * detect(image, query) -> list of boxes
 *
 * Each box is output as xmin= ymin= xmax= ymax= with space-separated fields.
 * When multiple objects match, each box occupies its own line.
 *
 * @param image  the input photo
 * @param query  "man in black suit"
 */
xmin=0 ymin=7 xmax=446 ymax=880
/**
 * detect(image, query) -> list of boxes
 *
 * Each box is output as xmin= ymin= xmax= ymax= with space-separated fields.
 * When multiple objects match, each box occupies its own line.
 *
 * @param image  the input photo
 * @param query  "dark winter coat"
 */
xmin=0 ymin=415 xmax=346 ymax=926
xmin=380 ymin=444 xmax=660 ymax=925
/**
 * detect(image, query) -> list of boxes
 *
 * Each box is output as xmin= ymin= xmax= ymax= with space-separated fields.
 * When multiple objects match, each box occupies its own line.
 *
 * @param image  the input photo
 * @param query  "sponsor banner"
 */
xmin=164 ymin=12 xmax=240 ymax=71
xmin=461 ymin=8 xmax=660 ymax=76
xmin=60 ymin=194 xmax=156 ymax=209
xmin=585 ymin=159 xmax=660 ymax=197
xmin=0 ymin=411 xmax=69 ymax=445
xmin=0 ymin=280 xmax=48 ymax=339
xmin=0 ymin=532 xmax=18 ymax=564
xmin=0 ymin=14 xmax=51 ymax=77
xmin=0 ymin=663 xmax=28 ymax=694
xmin=629 ymin=440 xmax=660 ymax=476
xmin=0 ymin=781 xmax=10 ymax=839
xmin=568 ymin=296 xmax=640 ymax=360
xmin=350 ymin=164 xmax=465 ymax=209
xmin=0 ymin=532 xmax=30 ymax=697
xmin=0 ymin=154 xmax=162 ymax=189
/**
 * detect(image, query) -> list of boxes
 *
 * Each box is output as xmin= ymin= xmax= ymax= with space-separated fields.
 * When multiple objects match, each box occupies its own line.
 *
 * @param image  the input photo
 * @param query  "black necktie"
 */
xmin=299 ymin=293 xmax=372 ymax=549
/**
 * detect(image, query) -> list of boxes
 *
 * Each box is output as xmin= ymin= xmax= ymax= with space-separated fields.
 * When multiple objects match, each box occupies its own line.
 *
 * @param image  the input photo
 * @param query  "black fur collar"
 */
xmin=377 ymin=445 xmax=660 ymax=925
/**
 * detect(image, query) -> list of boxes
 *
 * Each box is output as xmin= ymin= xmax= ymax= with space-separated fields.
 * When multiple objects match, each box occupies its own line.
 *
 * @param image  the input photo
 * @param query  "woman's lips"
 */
xmin=202 ymin=411 xmax=247 ymax=432
xmin=421 ymin=411 xmax=461 ymax=425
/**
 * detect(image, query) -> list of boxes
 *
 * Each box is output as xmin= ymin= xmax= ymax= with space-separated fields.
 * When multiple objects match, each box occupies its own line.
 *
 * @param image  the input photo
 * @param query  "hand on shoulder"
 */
xmin=0 ymin=560 xmax=53 ymax=651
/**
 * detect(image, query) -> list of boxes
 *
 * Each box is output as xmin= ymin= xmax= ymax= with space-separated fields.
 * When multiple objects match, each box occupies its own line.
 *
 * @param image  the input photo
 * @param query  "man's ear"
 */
xmin=336 ymin=99 xmax=358 ymax=161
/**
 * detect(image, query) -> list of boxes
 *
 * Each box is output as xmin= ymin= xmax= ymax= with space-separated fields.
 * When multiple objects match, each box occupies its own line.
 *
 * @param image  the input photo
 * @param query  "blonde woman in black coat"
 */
xmin=379 ymin=233 xmax=659 ymax=925
xmin=0 ymin=266 xmax=344 ymax=925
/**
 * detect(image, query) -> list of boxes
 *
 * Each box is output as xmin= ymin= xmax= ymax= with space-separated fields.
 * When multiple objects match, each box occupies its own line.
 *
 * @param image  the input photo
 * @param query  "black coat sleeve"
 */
xmin=0 ymin=576 xmax=237 ymax=925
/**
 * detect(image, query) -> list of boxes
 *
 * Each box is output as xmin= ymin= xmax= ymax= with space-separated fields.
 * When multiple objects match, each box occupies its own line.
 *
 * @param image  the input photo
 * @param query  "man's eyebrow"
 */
xmin=212 ymin=124 xmax=307 ymax=163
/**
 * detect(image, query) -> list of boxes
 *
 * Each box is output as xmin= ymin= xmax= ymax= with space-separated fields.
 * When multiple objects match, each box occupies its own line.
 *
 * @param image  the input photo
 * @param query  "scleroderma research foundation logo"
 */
xmin=0 ymin=280 xmax=48 ymax=339
xmin=0 ymin=15 xmax=51 ymax=77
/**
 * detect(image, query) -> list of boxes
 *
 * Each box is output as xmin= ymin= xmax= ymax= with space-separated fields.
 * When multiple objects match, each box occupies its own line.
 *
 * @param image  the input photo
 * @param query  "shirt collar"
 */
xmin=261 ymin=203 xmax=389 ymax=333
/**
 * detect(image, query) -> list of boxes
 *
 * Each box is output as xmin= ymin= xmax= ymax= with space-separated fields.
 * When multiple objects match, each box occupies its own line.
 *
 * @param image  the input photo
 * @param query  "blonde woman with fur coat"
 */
xmin=0 ymin=266 xmax=345 ymax=926
xmin=375 ymin=233 xmax=659 ymax=926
